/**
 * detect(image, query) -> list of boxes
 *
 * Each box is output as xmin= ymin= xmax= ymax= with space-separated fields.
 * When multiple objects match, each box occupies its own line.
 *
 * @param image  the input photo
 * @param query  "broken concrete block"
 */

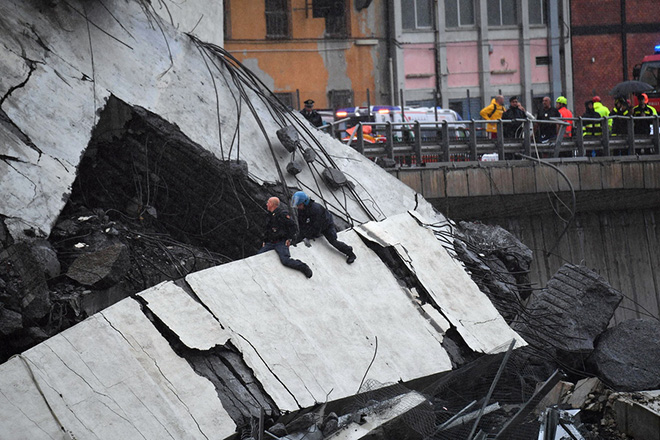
xmin=303 ymin=147 xmax=316 ymax=163
xmin=512 ymin=264 xmax=623 ymax=367
xmin=535 ymin=380 xmax=574 ymax=414
xmin=5 ymin=242 xmax=51 ymax=320
xmin=612 ymin=391 xmax=660 ymax=440
xmin=67 ymin=243 xmax=130 ymax=289
xmin=322 ymin=168 xmax=348 ymax=189
xmin=0 ymin=307 xmax=22 ymax=335
xmin=28 ymin=239 xmax=61 ymax=279
xmin=276 ymin=125 xmax=300 ymax=152
xmin=268 ymin=422 xmax=287 ymax=437
xmin=286 ymin=160 xmax=303 ymax=175
xmin=589 ymin=319 xmax=660 ymax=391
xmin=566 ymin=377 xmax=604 ymax=409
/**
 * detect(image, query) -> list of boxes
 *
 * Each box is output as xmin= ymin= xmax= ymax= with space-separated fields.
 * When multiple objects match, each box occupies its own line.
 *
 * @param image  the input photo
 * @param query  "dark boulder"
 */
xmin=589 ymin=319 xmax=660 ymax=391
xmin=66 ymin=243 xmax=130 ymax=289
xmin=512 ymin=264 xmax=623 ymax=368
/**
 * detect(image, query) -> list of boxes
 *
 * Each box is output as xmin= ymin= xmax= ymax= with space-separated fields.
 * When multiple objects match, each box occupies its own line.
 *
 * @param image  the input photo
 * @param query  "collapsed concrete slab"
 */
xmin=0 ymin=298 xmax=235 ymax=440
xmin=0 ymin=213 xmax=526 ymax=438
xmin=356 ymin=213 xmax=526 ymax=354
xmin=184 ymin=223 xmax=455 ymax=412
xmin=0 ymin=0 xmax=438 ymax=242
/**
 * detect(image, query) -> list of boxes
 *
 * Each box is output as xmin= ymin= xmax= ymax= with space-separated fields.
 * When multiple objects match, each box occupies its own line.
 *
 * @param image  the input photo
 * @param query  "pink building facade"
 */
xmin=392 ymin=0 xmax=572 ymax=119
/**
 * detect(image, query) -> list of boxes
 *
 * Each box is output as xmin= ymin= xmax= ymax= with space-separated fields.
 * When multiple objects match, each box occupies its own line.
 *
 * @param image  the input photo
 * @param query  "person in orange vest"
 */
xmin=555 ymin=96 xmax=573 ymax=138
xmin=479 ymin=95 xmax=505 ymax=139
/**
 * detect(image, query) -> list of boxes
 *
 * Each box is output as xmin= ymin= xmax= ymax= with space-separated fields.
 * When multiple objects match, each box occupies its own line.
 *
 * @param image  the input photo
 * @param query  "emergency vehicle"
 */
xmin=632 ymin=44 xmax=660 ymax=112
xmin=335 ymin=105 xmax=467 ymax=142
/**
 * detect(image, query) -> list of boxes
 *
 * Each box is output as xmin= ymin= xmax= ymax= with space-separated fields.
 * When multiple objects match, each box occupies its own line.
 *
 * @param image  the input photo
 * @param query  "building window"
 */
xmin=528 ymin=0 xmax=547 ymax=25
xmin=273 ymin=92 xmax=295 ymax=110
xmin=325 ymin=8 xmax=348 ymax=37
xmin=487 ymin=0 xmax=517 ymax=26
xmin=265 ymin=0 xmax=290 ymax=39
xmin=445 ymin=0 xmax=474 ymax=28
xmin=402 ymin=0 xmax=433 ymax=30
xmin=328 ymin=89 xmax=354 ymax=109
xmin=536 ymin=56 xmax=550 ymax=65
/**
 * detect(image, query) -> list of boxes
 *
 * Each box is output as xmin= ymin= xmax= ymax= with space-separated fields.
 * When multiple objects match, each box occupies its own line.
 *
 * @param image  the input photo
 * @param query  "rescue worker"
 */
xmin=479 ymin=95 xmax=505 ymax=139
xmin=535 ymin=96 xmax=561 ymax=142
xmin=582 ymin=99 xmax=602 ymax=157
xmin=582 ymin=99 xmax=602 ymax=137
xmin=291 ymin=191 xmax=356 ymax=264
xmin=555 ymin=96 xmax=573 ymax=138
xmin=611 ymin=97 xmax=631 ymax=136
xmin=632 ymin=93 xmax=658 ymax=136
xmin=501 ymin=96 xmax=527 ymax=138
xmin=592 ymin=96 xmax=612 ymax=131
xmin=259 ymin=196 xmax=313 ymax=278
xmin=300 ymin=99 xmax=323 ymax=127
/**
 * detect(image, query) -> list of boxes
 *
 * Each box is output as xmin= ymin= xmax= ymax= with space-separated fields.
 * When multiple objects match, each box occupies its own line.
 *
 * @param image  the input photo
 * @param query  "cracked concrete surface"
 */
xmin=356 ymin=213 xmax=526 ymax=354
xmin=0 ymin=1 xmax=529 ymax=438
xmin=0 ymin=298 xmax=234 ymax=440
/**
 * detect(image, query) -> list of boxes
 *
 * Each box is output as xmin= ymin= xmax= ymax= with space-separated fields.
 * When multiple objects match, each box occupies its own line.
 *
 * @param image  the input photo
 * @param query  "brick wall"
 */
xmin=570 ymin=0 xmax=660 ymax=112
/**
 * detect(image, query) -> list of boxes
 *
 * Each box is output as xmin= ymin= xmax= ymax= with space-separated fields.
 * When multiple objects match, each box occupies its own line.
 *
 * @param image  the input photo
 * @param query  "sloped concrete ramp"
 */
xmin=0 ymin=213 xmax=523 ymax=438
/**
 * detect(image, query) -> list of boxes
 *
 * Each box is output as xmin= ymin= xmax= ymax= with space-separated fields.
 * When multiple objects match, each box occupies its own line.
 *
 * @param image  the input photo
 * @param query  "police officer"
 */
xmin=292 ymin=191 xmax=356 ymax=264
xmin=259 ymin=197 xmax=313 ymax=278
xmin=300 ymin=99 xmax=323 ymax=127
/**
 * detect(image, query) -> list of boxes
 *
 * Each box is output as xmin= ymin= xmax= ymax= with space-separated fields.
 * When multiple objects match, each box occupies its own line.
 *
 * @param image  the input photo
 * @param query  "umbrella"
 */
xmin=609 ymin=80 xmax=653 ymax=96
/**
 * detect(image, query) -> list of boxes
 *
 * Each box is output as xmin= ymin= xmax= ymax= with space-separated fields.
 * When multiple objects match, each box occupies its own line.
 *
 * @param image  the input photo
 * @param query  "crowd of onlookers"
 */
xmin=479 ymin=93 xmax=658 ymax=143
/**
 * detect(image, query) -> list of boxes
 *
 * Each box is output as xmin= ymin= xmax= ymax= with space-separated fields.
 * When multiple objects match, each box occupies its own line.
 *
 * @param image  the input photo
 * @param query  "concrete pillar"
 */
xmin=477 ymin=0 xmax=491 ymax=106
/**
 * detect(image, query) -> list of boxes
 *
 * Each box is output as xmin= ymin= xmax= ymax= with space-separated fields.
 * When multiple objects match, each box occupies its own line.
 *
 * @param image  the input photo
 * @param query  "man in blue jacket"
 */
xmin=259 ymin=196 xmax=313 ymax=278
xmin=292 ymin=191 xmax=356 ymax=264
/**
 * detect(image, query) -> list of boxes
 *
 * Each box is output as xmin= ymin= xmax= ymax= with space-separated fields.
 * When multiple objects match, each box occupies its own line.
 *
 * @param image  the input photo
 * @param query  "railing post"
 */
xmin=469 ymin=119 xmax=478 ymax=161
xmin=442 ymin=120 xmax=450 ymax=162
xmin=627 ymin=115 xmax=635 ymax=155
xmin=523 ymin=119 xmax=531 ymax=156
xmin=601 ymin=117 xmax=610 ymax=156
xmin=575 ymin=117 xmax=584 ymax=156
xmin=496 ymin=119 xmax=504 ymax=160
xmin=414 ymin=121 xmax=422 ymax=166
xmin=386 ymin=122 xmax=394 ymax=159
xmin=357 ymin=123 xmax=364 ymax=155
xmin=653 ymin=115 xmax=659 ymax=153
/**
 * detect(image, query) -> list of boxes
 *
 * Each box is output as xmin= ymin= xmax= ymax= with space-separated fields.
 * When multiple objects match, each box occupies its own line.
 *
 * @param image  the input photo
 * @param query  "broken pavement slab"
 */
xmin=139 ymin=281 xmax=231 ymax=350
xmin=185 ymin=226 xmax=455 ymax=411
xmin=356 ymin=212 xmax=526 ymax=354
xmin=0 ymin=298 xmax=235 ymax=440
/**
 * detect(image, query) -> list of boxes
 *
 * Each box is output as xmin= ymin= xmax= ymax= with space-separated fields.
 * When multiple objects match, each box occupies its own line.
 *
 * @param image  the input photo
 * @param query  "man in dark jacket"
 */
xmin=502 ymin=96 xmax=527 ymax=138
xmin=300 ymin=99 xmax=323 ymax=127
xmin=582 ymin=99 xmax=602 ymax=137
xmin=535 ymin=96 xmax=562 ymax=142
xmin=259 ymin=197 xmax=313 ymax=278
xmin=292 ymin=191 xmax=356 ymax=264
xmin=611 ymin=97 xmax=630 ymax=136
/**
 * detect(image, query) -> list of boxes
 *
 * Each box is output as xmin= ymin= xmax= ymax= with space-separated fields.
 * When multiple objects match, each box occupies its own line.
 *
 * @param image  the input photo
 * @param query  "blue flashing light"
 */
xmin=655 ymin=44 xmax=660 ymax=54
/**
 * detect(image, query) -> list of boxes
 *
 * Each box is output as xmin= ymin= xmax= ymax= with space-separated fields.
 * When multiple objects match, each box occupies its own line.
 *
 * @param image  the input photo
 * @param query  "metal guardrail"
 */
xmin=320 ymin=116 xmax=660 ymax=164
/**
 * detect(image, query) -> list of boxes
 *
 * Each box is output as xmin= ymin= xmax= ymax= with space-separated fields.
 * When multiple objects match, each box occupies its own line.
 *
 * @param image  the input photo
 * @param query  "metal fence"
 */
xmin=319 ymin=115 xmax=660 ymax=164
